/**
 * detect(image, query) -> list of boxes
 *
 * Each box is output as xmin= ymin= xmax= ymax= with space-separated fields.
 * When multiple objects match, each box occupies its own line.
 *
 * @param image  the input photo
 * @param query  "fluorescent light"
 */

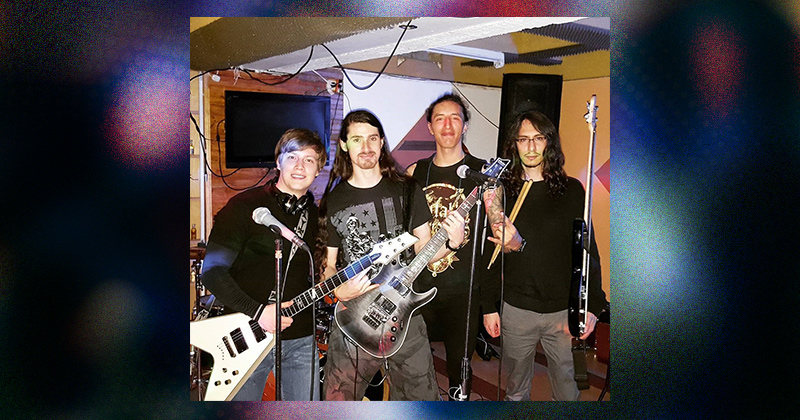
xmin=426 ymin=45 xmax=505 ymax=68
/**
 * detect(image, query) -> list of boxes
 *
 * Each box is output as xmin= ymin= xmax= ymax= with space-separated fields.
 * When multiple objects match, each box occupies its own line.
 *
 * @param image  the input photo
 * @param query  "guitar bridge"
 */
xmin=362 ymin=294 xmax=397 ymax=330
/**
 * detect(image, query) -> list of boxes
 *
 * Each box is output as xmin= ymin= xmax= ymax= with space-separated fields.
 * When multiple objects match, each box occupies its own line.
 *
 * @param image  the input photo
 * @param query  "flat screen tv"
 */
xmin=224 ymin=91 xmax=331 ymax=168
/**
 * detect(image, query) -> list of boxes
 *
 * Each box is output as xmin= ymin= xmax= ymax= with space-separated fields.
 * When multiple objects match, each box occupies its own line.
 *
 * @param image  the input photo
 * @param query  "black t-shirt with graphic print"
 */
xmin=410 ymin=154 xmax=494 ymax=303
xmin=326 ymin=177 xmax=432 ymax=267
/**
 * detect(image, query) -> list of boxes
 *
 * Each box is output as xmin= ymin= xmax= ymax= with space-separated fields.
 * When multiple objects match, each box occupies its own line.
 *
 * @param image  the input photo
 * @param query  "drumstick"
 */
xmin=488 ymin=180 xmax=532 ymax=268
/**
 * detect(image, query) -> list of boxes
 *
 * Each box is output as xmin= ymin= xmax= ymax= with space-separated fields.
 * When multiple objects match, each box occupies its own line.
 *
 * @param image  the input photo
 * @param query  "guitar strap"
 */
xmin=267 ymin=208 xmax=309 ymax=304
xmin=402 ymin=178 xmax=414 ymax=234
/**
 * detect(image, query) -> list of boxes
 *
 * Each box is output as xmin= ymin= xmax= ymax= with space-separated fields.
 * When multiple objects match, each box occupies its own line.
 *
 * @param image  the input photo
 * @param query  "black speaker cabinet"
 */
xmin=497 ymin=74 xmax=563 ymax=157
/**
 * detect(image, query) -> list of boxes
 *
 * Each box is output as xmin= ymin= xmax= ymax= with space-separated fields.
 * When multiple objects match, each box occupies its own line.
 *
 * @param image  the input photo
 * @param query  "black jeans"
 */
xmin=419 ymin=291 xmax=480 ymax=399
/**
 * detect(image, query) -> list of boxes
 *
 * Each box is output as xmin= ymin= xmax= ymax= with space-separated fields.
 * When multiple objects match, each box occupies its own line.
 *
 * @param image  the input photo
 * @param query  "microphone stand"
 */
xmin=270 ymin=226 xmax=284 ymax=401
xmin=455 ymin=182 xmax=489 ymax=401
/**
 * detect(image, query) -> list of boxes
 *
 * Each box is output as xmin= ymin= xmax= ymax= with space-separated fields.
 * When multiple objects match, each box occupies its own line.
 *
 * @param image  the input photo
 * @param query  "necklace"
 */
xmin=425 ymin=154 xmax=466 ymax=190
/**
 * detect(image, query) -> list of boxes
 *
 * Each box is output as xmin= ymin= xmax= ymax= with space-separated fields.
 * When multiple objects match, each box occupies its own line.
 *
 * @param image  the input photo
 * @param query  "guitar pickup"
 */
xmin=249 ymin=320 xmax=267 ymax=342
xmin=361 ymin=294 xmax=397 ymax=330
xmin=230 ymin=328 xmax=249 ymax=354
xmin=387 ymin=277 xmax=409 ymax=296
xmin=376 ymin=294 xmax=397 ymax=313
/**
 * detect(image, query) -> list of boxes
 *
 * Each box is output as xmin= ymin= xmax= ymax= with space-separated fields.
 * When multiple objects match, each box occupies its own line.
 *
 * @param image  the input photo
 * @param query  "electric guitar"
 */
xmin=190 ymin=232 xmax=419 ymax=401
xmin=335 ymin=158 xmax=510 ymax=358
xmin=568 ymin=94 xmax=599 ymax=339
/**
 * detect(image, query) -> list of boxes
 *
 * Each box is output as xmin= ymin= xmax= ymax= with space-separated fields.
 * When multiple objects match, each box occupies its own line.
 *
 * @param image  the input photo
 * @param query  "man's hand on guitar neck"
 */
xmin=333 ymin=270 xmax=376 ymax=302
xmin=257 ymin=300 xmax=294 ymax=333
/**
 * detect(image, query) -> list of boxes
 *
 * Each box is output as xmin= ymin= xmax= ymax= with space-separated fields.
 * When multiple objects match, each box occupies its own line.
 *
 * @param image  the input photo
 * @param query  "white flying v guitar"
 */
xmin=190 ymin=232 xmax=419 ymax=401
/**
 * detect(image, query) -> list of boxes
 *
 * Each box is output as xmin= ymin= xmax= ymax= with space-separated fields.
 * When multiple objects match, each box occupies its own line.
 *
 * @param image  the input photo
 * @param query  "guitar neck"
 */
xmin=281 ymin=253 xmax=374 ymax=318
xmin=582 ymin=128 xmax=597 ymax=245
xmin=401 ymin=186 xmax=479 ymax=286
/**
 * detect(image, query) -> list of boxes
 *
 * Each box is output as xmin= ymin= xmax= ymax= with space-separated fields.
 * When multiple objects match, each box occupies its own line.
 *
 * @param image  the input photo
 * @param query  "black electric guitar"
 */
xmin=569 ymin=94 xmax=599 ymax=338
xmin=190 ymin=232 xmax=418 ymax=401
xmin=335 ymin=158 xmax=510 ymax=358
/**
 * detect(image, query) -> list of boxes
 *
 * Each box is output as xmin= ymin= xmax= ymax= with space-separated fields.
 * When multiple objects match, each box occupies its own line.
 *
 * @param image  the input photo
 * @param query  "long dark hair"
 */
xmin=500 ymin=110 xmax=567 ymax=198
xmin=327 ymin=110 xmax=407 ymax=185
xmin=314 ymin=110 xmax=411 ymax=279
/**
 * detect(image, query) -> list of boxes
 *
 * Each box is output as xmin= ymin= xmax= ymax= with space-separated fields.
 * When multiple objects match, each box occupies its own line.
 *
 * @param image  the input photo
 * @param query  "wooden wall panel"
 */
xmin=202 ymin=69 xmax=343 ymax=223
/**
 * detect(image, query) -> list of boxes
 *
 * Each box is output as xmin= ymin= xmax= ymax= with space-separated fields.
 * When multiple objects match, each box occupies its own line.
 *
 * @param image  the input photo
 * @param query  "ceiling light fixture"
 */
xmin=426 ymin=45 xmax=505 ymax=68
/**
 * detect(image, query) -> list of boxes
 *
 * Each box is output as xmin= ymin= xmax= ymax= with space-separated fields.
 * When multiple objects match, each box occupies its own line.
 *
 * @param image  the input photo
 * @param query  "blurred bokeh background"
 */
xmin=1 ymin=1 xmax=799 ymax=419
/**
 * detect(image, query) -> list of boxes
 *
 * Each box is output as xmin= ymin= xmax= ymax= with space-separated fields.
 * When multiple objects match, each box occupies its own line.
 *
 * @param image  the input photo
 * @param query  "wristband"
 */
xmin=445 ymin=239 xmax=462 ymax=252
xmin=514 ymin=238 xmax=526 ymax=253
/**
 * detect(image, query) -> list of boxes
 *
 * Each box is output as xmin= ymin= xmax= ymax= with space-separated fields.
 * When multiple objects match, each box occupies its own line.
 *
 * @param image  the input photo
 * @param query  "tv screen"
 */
xmin=224 ymin=91 xmax=331 ymax=168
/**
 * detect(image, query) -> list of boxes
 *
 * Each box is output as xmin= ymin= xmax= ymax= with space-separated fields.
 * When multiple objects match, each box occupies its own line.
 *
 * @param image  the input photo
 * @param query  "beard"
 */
xmin=353 ymin=152 xmax=379 ymax=170
xmin=522 ymin=159 xmax=543 ymax=169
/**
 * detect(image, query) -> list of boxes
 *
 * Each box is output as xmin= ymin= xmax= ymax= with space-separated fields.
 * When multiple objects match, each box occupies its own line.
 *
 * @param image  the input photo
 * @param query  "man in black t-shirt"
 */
xmin=319 ymin=109 xmax=465 ymax=401
xmin=200 ymin=128 xmax=326 ymax=401
xmin=405 ymin=93 xmax=499 ymax=400
xmin=484 ymin=111 xmax=607 ymax=401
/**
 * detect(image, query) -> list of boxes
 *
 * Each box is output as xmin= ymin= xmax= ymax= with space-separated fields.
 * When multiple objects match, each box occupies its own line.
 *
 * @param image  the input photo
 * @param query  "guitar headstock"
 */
xmin=483 ymin=157 xmax=511 ymax=179
xmin=584 ymin=94 xmax=598 ymax=132
xmin=368 ymin=232 xmax=419 ymax=265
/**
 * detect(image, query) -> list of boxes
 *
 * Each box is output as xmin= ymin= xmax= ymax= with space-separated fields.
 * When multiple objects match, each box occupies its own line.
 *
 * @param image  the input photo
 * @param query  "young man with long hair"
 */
xmin=484 ymin=111 xmax=607 ymax=401
xmin=318 ymin=109 xmax=465 ymax=400
xmin=405 ymin=94 xmax=498 ymax=400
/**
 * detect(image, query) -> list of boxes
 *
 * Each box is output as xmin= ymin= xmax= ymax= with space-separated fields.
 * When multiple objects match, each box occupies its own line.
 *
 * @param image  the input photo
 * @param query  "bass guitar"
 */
xmin=568 ymin=94 xmax=599 ymax=390
xmin=335 ymin=158 xmax=510 ymax=358
xmin=190 ymin=232 xmax=419 ymax=401
xmin=568 ymin=94 xmax=598 ymax=338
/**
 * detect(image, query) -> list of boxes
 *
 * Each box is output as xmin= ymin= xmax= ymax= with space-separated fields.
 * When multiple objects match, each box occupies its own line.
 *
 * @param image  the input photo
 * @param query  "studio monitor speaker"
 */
xmin=497 ymin=74 xmax=563 ymax=156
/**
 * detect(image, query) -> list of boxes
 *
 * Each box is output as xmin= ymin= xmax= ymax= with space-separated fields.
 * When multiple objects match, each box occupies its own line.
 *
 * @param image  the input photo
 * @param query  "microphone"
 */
xmin=252 ymin=207 xmax=310 ymax=252
xmin=456 ymin=165 xmax=498 ymax=185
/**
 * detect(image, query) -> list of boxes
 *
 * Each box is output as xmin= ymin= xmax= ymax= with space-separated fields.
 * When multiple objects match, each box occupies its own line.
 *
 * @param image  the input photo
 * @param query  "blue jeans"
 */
xmin=232 ymin=335 xmax=320 ymax=401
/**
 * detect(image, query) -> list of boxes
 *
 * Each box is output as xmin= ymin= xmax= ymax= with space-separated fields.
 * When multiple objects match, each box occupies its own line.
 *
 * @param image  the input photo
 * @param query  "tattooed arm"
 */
xmin=482 ymin=185 xmax=505 ymax=227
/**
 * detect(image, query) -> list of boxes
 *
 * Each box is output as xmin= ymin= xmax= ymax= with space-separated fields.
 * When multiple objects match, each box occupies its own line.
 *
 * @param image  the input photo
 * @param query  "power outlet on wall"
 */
xmin=326 ymin=79 xmax=342 ymax=95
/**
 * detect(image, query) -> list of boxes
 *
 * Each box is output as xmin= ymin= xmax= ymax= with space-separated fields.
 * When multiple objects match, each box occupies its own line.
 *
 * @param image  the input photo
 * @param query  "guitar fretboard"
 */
xmin=281 ymin=253 xmax=378 ymax=318
xmin=400 ymin=187 xmax=480 ymax=287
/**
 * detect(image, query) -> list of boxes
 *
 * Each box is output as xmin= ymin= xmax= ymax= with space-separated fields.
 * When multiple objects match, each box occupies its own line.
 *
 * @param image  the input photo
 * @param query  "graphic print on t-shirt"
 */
xmin=330 ymin=199 xmax=406 ymax=266
xmin=422 ymin=182 xmax=470 ymax=276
